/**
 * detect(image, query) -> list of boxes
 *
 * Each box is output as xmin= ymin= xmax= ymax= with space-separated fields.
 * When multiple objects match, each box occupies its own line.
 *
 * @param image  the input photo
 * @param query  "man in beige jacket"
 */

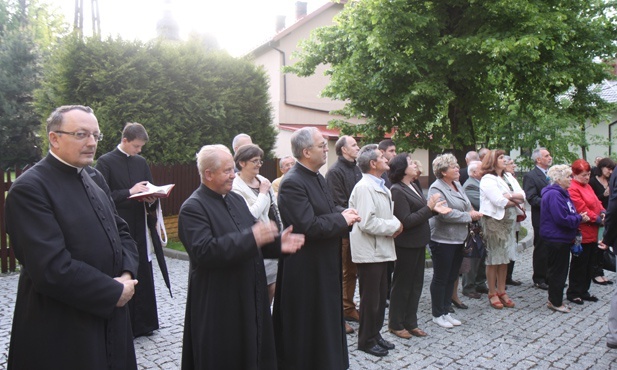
xmin=349 ymin=144 xmax=402 ymax=358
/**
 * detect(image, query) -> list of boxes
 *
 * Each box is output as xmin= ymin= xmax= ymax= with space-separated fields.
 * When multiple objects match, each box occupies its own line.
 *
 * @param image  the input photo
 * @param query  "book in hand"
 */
xmin=128 ymin=182 xmax=175 ymax=201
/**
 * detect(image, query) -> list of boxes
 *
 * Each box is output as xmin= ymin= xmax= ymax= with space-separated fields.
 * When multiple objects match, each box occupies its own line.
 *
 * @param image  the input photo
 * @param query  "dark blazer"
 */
xmin=459 ymin=167 xmax=469 ymax=185
xmin=391 ymin=182 xmax=433 ymax=249
xmin=523 ymin=166 xmax=550 ymax=229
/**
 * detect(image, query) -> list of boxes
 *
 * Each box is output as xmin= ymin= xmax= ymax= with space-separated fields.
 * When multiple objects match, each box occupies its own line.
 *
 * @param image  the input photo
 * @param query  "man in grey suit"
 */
xmin=462 ymin=161 xmax=488 ymax=298
xmin=523 ymin=147 xmax=552 ymax=290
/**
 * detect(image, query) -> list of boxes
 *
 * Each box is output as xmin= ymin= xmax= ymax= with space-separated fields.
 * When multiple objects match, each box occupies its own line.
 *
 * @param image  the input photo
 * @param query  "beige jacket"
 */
xmin=349 ymin=174 xmax=400 ymax=263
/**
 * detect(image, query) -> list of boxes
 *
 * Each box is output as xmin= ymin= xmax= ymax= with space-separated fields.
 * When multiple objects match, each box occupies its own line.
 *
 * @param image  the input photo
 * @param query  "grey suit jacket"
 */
xmin=428 ymin=179 xmax=473 ymax=244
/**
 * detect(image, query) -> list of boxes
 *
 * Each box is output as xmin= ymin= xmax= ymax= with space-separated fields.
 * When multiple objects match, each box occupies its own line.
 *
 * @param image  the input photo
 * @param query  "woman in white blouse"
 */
xmin=232 ymin=144 xmax=282 ymax=305
xmin=479 ymin=150 xmax=526 ymax=309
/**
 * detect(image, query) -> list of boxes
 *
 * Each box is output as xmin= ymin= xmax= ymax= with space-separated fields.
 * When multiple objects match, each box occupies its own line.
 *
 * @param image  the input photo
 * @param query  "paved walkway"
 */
xmin=1 ymin=245 xmax=617 ymax=369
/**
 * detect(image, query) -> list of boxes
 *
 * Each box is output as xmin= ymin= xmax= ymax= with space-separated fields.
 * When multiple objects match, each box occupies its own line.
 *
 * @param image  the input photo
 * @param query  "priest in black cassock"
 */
xmin=274 ymin=127 xmax=361 ymax=370
xmin=178 ymin=144 xmax=304 ymax=370
xmin=5 ymin=105 xmax=139 ymax=370
xmin=96 ymin=122 xmax=170 ymax=338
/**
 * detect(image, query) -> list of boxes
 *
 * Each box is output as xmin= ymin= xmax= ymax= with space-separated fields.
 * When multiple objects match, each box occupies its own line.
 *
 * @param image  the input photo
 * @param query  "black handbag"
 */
xmin=463 ymin=221 xmax=485 ymax=258
xmin=604 ymin=246 xmax=616 ymax=272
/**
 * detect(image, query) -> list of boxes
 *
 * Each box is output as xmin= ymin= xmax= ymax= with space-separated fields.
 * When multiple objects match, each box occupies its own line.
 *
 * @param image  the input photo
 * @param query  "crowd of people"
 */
xmin=5 ymin=104 xmax=617 ymax=369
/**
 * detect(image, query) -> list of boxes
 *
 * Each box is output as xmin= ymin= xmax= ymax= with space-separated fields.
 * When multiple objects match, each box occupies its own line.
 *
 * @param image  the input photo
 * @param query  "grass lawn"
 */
xmin=166 ymin=239 xmax=186 ymax=253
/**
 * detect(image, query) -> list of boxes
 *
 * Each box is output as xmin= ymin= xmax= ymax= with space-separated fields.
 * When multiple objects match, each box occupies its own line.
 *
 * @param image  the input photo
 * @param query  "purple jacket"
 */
xmin=540 ymin=184 xmax=582 ymax=243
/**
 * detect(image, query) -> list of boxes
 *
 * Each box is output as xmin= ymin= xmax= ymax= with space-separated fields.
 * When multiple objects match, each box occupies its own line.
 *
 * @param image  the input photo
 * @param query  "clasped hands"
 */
xmin=115 ymin=272 xmax=138 ymax=307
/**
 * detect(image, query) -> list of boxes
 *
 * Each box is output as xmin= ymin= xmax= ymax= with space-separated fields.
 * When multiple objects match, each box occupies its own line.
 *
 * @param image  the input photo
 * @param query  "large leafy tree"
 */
xmin=35 ymin=37 xmax=275 ymax=163
xmin=0 ymin=0 xmax=67 ymax=168
xmin=288 ymin=0 xmax=617 ymax=164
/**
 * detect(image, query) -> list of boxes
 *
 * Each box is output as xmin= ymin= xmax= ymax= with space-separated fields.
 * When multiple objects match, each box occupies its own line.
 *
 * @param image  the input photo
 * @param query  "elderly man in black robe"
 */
xmin=178 ymin=144 xmax=304 ymax=370
xmin=5 ymin=105 xmax=139 ymax=370
xmin=274 ymin=127 xmax=361 ymax=370
xmin=96 ymin=122 xmax=169 ymax=337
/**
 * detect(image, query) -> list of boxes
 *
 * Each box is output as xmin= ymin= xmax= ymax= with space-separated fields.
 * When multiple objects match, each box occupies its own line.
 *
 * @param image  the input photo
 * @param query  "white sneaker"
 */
xmin=443 ymin=314 xmax=462 ymax=326
xmin=432 ymin=315 xmax=453 ymax=328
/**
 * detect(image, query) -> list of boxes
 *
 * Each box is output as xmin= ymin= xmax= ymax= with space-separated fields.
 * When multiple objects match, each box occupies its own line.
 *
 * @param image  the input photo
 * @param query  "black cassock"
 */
xmin=274 ymin=163 xmax=350 ymax=370
xmin=5 ymin=154 xmax=139 ymax=370
xmin=178 ymin=184 xmax=280 ymax=370
xmin=96 ymin=148 xmax=170 ymax=336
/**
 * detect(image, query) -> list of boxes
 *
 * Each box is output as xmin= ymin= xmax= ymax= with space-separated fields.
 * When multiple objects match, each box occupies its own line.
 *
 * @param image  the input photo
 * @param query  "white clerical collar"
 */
xmin=296 ymin=161 xmax=319 ymax=174
xmin=49 ymin=151 xmax=83 ymax=172
xmin=117 ymin=144 xmax=130 ymax=157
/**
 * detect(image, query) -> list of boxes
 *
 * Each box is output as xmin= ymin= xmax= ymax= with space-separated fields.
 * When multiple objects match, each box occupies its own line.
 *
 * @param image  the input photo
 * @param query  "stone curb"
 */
xmin=162 ymin=247 xmax=189 ymax=261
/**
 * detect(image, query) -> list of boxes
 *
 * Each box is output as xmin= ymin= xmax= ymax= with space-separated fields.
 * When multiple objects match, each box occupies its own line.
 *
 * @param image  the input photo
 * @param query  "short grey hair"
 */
xmin=357 ymin=144 xmax=379 ymax=173
xmin=291 ymin=127 xmax=320 ymax=159
xmin=196 ymin=144 xmax=231 ymax=180
xmin=531 ymin=147 xmax=547 ymax=163
xmin=46 ymin=105 xmax=94 ymax=133
xmin=547 ymin=164 xmax=572 ymax=185
xmin=432 ymin=153 xmax=459 ymax=179
xmin=232 ymin=133 xmax=251 ymax=152
xmin=465 ymin=151 xmax=479 ymax=161
xmin=467 ymin=160 xmax=482 ymax=175
xmin=279 ymin=155 xmax=295 ymax=170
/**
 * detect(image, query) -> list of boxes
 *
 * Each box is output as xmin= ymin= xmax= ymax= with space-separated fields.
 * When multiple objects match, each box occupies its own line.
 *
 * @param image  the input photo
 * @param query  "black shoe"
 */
xmin=608 ymin=342 xmax=617 ymax=349
xmin=534 ymin=282 xmax=549 ymax=290
xmin=582 ymin=295 xmax=599 ymax=302
xmin=476 ymin=286 xmax=489 ymax=294
xmin=452 ymin=300 xmax=468 ymax=309
xmin=360 ymin=344 xmax=388 ymax=357
xmin=608 ymin=280 xmax=614 ymax=285
xmin=377 ymin=337 xmax=395 ymax=350
xmin=567 ymin=297 xmax=584 ymax=305
xmin=447 ymin=306 xmax=455 ymax=313
xmin=463 ymin=291 xmax=482 ymax=299
xmin=506 ymin=279 xmax=522 ymax=286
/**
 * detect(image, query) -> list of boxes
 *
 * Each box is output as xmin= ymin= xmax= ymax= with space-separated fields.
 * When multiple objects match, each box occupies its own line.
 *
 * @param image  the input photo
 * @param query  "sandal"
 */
xmin=497 ymin=292 xmax=515 ymax=308
xmin=547 ymin=301 xmax=570 ymax=313
xmin=488 ymin=293 xmax=503 ymax=309
xmin=567 ymin=297 xmax=584 ymax=305
xmin=593 ymin=277 xmax=609 ymax=285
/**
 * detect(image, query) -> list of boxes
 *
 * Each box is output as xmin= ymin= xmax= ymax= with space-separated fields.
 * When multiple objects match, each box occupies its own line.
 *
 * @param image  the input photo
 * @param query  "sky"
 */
xmin=45 ymin=0 xmax=330 ymax=56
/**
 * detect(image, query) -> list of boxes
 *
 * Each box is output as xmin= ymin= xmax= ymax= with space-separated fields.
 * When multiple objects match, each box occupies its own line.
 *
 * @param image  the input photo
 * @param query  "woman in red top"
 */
xmin=567 ymin=159 xmax=606 ymax=304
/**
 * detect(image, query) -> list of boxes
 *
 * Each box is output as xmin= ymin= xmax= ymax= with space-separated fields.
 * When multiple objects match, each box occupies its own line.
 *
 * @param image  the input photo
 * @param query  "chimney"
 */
xmin=275 ymin=15 xmax=286 ymax=33
xmin=295 ymin=1 xmax=307 ymax=21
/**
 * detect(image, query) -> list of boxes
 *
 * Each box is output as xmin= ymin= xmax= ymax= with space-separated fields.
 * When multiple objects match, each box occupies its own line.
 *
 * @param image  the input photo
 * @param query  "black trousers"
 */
xmin=357 ymin=262 xmax=388 ymax=349
xmin=546 ymin=241 xmax=571 ymax=307
xmin=388 ymin=247 xmax=425 ymax=331
xmin=533 ymin=228 xmax=548 ymax=284
xmin=429 ymin=241 xmax=463 ymax=317
xmin=567 ymin=242 xmax=595 ymax=299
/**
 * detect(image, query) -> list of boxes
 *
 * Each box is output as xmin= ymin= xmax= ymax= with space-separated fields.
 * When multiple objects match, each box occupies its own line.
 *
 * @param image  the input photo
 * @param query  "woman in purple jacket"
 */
xmin=540 ymin=164 xmax=590 ymax=313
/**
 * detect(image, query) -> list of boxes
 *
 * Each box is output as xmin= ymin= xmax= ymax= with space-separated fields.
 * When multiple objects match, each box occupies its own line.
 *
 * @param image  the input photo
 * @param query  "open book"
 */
xmin=128 ymin=182 xmax=175 ymax=201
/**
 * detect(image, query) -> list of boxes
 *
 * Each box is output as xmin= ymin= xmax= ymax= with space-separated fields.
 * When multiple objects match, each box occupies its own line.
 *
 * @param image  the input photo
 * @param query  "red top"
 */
xmin=568 ymin=179 xmax=605 ymax=243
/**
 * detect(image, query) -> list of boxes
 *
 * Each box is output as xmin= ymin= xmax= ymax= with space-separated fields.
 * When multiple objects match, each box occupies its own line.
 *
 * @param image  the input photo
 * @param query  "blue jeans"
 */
xmin=430 ymin=241 xmax=464 ymax=317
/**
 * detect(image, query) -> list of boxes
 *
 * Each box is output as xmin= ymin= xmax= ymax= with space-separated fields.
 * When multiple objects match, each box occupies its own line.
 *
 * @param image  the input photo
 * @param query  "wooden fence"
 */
xmin=0 ymin=159 xmax=279 ymax=272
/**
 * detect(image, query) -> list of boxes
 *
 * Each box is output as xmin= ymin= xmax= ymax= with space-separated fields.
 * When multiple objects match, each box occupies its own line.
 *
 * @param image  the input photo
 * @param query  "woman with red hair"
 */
xmin=567 ymin=159 xmax=606 ymax=305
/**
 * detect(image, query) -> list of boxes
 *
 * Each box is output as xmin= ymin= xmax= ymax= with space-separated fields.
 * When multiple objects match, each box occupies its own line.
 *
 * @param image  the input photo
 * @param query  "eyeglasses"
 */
xmin=54 ymin=130 xmax=103 ymax=142
xmin=249 ymin=159 xmax=264 ymax=166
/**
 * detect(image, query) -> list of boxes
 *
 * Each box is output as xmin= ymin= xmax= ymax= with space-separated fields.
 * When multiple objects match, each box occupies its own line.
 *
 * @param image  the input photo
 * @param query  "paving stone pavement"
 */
xmin=2 ymin=246 xmax=617 ymax=369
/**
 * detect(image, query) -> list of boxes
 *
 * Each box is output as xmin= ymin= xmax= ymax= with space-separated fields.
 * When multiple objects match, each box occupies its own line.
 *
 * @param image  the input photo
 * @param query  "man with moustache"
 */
xmin=5 ymin=105 xmax=139 ymax=370
xmin=178 ymin=144 xmax=304 ymax=369
xmin=274 ymin=127 xmax=361 ymax=370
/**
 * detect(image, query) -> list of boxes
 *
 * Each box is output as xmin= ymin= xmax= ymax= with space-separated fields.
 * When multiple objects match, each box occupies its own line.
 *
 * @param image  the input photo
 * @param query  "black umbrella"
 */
xmin=147 ymin=214 xmax=172 ymax=297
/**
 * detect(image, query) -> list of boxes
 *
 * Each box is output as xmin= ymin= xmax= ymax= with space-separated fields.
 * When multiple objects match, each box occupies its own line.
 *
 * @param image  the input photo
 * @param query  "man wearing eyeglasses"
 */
xmin=5 ymin=105 xmax=139 ymax=369
xmin=96 ymin=122 xmax=170 ymax=338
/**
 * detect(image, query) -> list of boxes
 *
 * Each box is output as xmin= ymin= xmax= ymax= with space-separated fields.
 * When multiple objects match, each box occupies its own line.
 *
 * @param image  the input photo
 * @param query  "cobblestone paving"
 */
xmin=2 ymin=246 xmax=617 ymax=369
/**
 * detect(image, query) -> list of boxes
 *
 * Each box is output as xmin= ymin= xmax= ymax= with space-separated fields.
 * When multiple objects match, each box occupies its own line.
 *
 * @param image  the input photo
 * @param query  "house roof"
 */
xmin=278 ymin=124 xmax=394 ymax=140
xmin=244 ymin=1 xmax=346 ymax=58
xmin=598 ymin=80 xmax=617 ymax=103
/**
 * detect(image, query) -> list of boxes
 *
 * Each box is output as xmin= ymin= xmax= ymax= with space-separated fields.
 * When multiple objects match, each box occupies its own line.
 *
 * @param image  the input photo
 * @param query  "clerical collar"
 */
xmin=49 ymin=151 xmax=83 ymax=173
xmin=296 ymin=161 xmax=319 ymax=174
xmin=117 ymin=144 xmax=130 ymax=157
